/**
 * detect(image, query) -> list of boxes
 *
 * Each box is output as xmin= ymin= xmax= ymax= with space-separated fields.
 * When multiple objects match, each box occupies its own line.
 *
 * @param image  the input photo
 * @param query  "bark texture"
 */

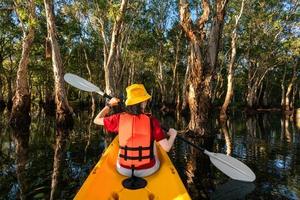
xmin=44 ymin=0 xmax=73 ymax=127
xmin=103 ymin=0 xmax=128 ymax=95
xmin=179 ymin=0 xmax=228 ymax=135
xmin=10 ymin=0 xmax=36 ymax=131
xmin=220 ymin=0 xmax=244 ymax=120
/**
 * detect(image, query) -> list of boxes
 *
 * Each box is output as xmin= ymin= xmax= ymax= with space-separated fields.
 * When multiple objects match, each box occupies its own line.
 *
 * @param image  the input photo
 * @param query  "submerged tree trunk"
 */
xmin=13 ymin=130 xmax=29 ymax=200
xmin=44 ymin=0 xmax=73 ymax=127
xmin=220 ymin=0 xmax=244 ymax=121
xmin=50 ymin=128 xmax=68 ymax=200
xmin=179 ymin=0 xmax=228 ymax=135
xmin=10 ymin=0 xmax=36 ymax=131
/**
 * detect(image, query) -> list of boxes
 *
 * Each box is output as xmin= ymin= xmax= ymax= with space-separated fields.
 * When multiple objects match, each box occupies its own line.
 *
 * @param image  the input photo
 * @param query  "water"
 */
xmin=0 ymin=108 xmax=299 ymax=199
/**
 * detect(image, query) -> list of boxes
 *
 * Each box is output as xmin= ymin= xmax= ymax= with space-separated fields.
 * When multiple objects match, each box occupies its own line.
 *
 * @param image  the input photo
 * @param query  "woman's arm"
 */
xmin=93 ymin=97 xmax=120 ymax=125
xmin=158 ymin=128 xmax=177 ymax=152
xmin=93 ymin=106 xmax=110 ymax=125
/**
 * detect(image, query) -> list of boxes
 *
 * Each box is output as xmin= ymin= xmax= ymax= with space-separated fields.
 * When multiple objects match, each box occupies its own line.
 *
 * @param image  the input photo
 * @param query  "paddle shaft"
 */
xmin=176 ymin=135 xmax=205 ymax=152
xmin=161 ymin=126 xmax=205 ymax=152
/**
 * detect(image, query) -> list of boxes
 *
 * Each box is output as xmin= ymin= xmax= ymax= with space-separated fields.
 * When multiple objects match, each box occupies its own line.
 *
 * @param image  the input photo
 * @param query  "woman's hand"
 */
xmin=167 ymin=128 xmax=177 ymax=138
xmin=107 ymin=97 xmax=120 ymax=107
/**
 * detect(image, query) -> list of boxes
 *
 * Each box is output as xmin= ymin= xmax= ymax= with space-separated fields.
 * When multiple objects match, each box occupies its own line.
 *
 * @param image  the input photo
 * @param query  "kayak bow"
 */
xmin=74 ymin=136 xmax=191 ymax=200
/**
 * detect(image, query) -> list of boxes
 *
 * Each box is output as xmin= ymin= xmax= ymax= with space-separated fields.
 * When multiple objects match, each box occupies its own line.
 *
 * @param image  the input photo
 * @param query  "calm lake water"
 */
xmin=0 ymin=107 xmax=299 ymax=199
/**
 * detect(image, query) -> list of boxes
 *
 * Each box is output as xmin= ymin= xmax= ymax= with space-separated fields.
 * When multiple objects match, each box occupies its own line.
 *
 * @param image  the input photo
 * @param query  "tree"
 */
xmin=9 ymin=0 xmax=36 ymax=131
xmin=220 ymin=0 xmax=245 ymax=120
xmin=179 ymin=0 xmax=229 ymax=135
xmin=241 ymin=0 xmax=299 ymax=109
xmin=88 ymin=0 xmax=129 ymax=96
xmin=44 ymin=0 xmax=73 ymax=126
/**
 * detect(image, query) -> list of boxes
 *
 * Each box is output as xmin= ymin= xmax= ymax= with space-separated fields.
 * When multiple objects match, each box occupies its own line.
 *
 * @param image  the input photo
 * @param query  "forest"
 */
xmin=0 ymin=0 xmax=299 ymax=199
xmin=0 ymin=0 xmax=299 ymax=134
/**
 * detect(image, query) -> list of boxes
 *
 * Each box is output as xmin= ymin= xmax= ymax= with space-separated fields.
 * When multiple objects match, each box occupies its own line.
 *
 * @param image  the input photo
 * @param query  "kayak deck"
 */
xmin=74 ymin=136 xmax=191 ymax=200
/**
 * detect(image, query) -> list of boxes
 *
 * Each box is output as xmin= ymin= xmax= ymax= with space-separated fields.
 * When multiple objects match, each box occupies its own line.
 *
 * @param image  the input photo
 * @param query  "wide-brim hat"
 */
xmin=125 ymin=84 xmax=151 ymax=106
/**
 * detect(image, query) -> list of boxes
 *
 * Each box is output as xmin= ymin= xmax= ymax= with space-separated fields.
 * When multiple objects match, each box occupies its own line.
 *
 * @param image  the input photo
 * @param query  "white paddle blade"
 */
xmin=64 ymin=73 xmax=104 ymax=95
xmin=204 ymin=150 xmax=256 ymax=182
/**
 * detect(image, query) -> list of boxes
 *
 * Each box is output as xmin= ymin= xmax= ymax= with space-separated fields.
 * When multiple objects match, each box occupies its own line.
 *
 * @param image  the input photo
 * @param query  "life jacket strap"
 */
xmin=119 ymin=142 xmax=154 ymax=161
xmin=119 ymin=154 xmax=153 ymax=160
xmin=119 ymin=145 xmax=152 ymax=151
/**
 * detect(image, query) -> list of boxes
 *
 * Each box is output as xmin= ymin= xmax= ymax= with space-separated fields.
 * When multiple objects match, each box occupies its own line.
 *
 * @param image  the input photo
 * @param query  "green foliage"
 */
xmin=0 ymin=0 xmax=298 ymax=108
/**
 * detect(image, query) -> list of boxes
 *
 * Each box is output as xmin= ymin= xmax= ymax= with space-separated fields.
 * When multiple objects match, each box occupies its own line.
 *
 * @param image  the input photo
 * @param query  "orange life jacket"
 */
xmin=118 ymin=113 xmax=154 ymax=168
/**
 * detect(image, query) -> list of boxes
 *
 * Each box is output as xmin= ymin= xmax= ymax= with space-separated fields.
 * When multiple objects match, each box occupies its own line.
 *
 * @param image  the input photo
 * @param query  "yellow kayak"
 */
xmin=74 ymin=136 xmax=191 ymax=200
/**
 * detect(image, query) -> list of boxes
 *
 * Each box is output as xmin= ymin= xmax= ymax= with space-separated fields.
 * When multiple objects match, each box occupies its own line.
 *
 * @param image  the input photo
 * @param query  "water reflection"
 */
xmin=219 ymin=119 xmax=232 ymax=156
xmin=211 ymin=180 xmax=255 ymax=200
xmin=1 ymin=109 xmax=300 ymax=199
xmin=184 ymin=136 xmax=215 ymax=199
xmin=84 ymin=110 xmax=96 ymax=163
xmin=50 ymin=128 xmax=69 ymax=200
xmin=12 ymin=130 xmax=29 ymax=200
xmin=281 ymin=116 xmax=291 ymax=143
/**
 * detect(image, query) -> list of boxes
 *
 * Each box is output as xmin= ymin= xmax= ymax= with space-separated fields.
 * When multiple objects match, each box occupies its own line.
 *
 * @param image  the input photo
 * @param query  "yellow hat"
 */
xmin=125 ymin=84 xmax=151 ymax=106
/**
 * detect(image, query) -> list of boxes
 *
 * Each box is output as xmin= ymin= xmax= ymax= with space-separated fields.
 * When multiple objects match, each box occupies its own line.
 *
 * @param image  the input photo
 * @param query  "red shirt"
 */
xmin=103 ymin=113 xmax=166 ymax=169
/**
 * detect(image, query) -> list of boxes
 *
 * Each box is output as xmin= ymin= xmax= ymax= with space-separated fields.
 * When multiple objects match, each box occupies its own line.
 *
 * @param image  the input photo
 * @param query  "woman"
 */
xmin=93 ymin=84 xmax=177 ymax=177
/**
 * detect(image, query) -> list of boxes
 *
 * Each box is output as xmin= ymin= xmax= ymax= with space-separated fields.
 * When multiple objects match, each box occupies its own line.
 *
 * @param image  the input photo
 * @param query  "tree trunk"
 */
xmin=281 ymin=66 xmax=287 ymax=108
xmin=157 ymin=42 xmax=167 ymax=105
xmin=104 ymin=0 xmax=128 ymax=96
xmin=284 ymin=63 xmax=297 ymax=111
xmin=82 ymin=43 xmax=96 ymax=115
xmin=290 ymin=84 xmax=297 ymax=110
xmin=44 ymin=0 xmax=73 ymax=127
xmin=6 ymin=75 xmax=13 ymax=110
xmin=0 ymin=76 xmax=5 ymax=110
xmin=179 ymin=0 xmax=228 ymax=135
xmin=9 ymin=0 xmax=36 ymax=131
xmin=262 ymin=79 xmax=269 ymax=107
xmin=175 ymin=74 xmax=181 ymax=121
xmin=181 ymin=52 xmax=191 ymax=112
xmin=220 ymin=0 xmax=244 ymax=121
xmin=170 ymin=33 xmax=181 ymax=105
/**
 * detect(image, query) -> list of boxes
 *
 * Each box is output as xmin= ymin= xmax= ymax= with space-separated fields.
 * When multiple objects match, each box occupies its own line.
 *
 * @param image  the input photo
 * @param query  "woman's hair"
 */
xmin=125 ymin=103 xmax=143 ymax=115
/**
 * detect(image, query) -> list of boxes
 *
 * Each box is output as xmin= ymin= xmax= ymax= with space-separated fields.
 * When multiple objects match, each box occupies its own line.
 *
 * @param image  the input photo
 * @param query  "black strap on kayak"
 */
xmin=132 ymin=165 xmax=135 ymax=175
xmin=122 ymin=165 xmax=147 ymax=190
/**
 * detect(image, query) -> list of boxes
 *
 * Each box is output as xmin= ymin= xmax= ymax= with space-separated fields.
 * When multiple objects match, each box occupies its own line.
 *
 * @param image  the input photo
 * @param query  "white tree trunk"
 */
xmin=220 ymin=0 xmax=244 ymax=120
xmin=44 ymin=0 xmax=73 ymax=126
xmin=10 ymin=0 xmax=36 ymax=130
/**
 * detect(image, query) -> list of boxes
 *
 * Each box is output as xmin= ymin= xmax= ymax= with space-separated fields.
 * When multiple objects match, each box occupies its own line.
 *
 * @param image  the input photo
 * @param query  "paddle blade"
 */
xmin=64 ymin=73 xmax=104 ymax=95
xmin=204 ymin=150 xmax=256 ymax=182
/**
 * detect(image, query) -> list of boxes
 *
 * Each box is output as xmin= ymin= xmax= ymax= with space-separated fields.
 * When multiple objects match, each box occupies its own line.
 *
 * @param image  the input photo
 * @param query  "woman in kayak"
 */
xmin=93 ymin=84 xmax=177 ymax=177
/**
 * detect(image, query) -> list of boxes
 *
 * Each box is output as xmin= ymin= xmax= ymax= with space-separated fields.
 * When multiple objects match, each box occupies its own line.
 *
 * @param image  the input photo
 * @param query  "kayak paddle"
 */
xmin=63 ymin=73 xmax=256 ymax=182
xmin=64 ymin=73 xmax=111 ymax=99
xmin=178 ymin=134 xmax=255 ymax=182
